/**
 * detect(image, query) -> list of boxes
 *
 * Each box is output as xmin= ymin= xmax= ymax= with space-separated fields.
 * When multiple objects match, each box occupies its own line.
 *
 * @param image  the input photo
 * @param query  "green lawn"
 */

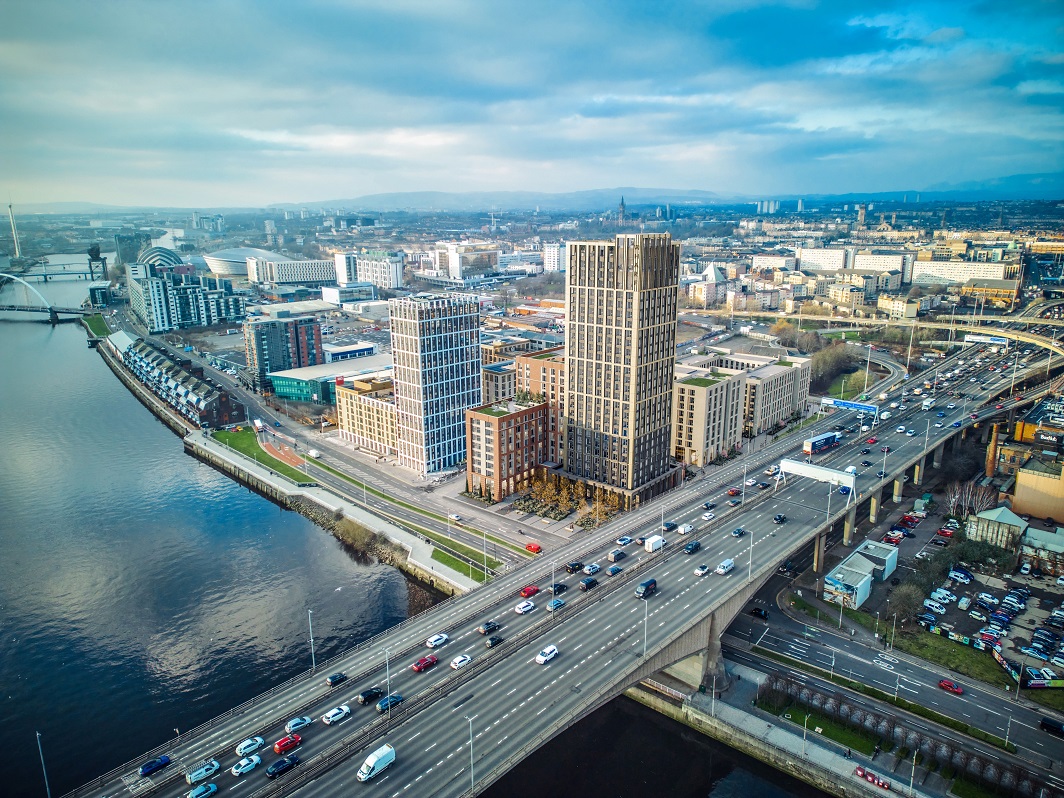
xmin=760 ymin=702 xmax=877 ymax=754
xmin=889 ymin=631 xmax=1013 ymax=691
xmin=432 ymin=549 xmax=488 ymax=583
xmin=826 ymin=368 xmax=878 ymax=400
xmin=212 ymin=428 xmax=308 ymax=482
xmin=84 ymin=314 xmax=110 ymax=337
xmin=951 ymin=779 xmax=999 ymax=798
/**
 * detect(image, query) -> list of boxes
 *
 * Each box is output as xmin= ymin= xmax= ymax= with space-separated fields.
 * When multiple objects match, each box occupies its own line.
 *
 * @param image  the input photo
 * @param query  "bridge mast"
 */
xmin=8 ymin=204 xmax=22 ymax=259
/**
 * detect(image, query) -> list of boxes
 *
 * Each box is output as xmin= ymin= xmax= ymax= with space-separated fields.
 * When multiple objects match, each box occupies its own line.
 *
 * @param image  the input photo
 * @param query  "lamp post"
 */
xmin=895 ymin=672 xmax=901 ymax=701
xmin=802 ymin=713 xmax=810 ymax=757
xmin=384 ymin=648 xmax=392 ymax=713
xmin=1010 ymin=350 xmax=1020 ymax=396
xmin=875 ymin=611 xmax=880 ymax=639
xmin=864 ymin=343 xmax=872 ymax=392
xmin=908 ymin=746 xmax=918 ymax=797
xmin=36 ymin=732 xmax=51 ymax=798
xmin=1005 ymin=715 xmax=1013 ymax=747
xmin=741 ymin=462 xmax=747 ymax=507
xmin=890 ymin=613 xmax=898 ymax=651
xmin=1016 ymin=654 xmax=1028 ymax=700
xmin=466 ymin=715 xmax=475 ymax=792
xmin=643 ymin=598 xmax=649 ymax=657
xmin=308 ymin=610 xmax=316 ymax=672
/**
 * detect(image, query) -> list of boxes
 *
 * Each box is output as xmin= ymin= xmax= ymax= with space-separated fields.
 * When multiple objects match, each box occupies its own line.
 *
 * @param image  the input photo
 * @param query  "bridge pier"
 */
xmin=869 ymin=485 xmax=883 ymax=523
xmin=913 ymin=455 xmax=926 ymax=487
xmin=933 ymin=442 xmax=944 ymax=469
xmin=893 ymin=475 xmax=904 ymax=503
xmin=811 ymin=531 xmax=828 ymax=574
xmin=842 ymin=504 xmax=858 ymax=546
xmin=698 ymin=615 xmax=725 ymax=691
xmin=980 ymin=424 xmax=991 ymax=444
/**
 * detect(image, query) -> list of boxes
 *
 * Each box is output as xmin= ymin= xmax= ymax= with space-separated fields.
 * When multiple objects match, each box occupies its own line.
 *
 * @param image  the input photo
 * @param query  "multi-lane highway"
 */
xmin=69 ymin=339 xmax=1060 ymax=798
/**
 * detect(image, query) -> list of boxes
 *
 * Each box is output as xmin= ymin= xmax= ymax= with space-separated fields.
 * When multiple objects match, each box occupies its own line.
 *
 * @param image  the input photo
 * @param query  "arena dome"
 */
xmin=137 ymin=246 xmax=183 ymax=268
xmin=203 ymin=247 xmax=285 ymax=276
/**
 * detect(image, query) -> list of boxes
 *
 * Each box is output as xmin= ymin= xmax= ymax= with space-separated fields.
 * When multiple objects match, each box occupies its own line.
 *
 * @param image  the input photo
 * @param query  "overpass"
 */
xmin=63 ymin=339 xmax=1060 ymax=798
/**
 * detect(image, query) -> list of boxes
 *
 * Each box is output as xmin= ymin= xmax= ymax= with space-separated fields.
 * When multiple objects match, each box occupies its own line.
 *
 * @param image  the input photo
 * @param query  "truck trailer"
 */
xmin=802 ymin=431 xmax=841 ymax=456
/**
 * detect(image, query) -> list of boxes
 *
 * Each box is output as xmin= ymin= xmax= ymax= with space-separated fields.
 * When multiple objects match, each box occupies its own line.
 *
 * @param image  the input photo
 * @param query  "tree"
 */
xmin=891 ymin=583 xmax=925 ymax=623
xmin=972 ymin=485 xmax=997 ymax=513
xmin=907 ymin=285 xmax=924 ymax=300
xmin=771 ymin=321 xmax=800 ymax=348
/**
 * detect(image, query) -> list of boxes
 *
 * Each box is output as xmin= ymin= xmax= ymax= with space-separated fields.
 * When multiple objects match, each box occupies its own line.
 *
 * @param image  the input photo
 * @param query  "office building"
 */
xmin=243 ymin=316 xmax=324 ymax=393
xmin=390 ymin=294 xmax=482 ymax=474
xmin=247 ymin=255 xmax=335 ymax=286
xmin=563 ymin=233 xmax=680 ymax=506
xmin=466 ymin=398 xmax=549 ymax=502
xmin=357 ymin=250 xmax=406 ymax=289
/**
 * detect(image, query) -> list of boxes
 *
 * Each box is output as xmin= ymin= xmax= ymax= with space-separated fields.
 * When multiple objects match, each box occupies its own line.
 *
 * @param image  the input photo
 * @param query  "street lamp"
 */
xmin=748 ymin=525 xmax=755 ymax=582
xmin=308 ymin=610 xmax=316 ymax=672
xmin=384 ymin=648 xmax=392 ymax=714
xmin=890 ymin=613 xmax=898 ymax=651
xmin=466 ymin=715 xmax=475 ymax=792
xmin=36 ymin=732 xmax=52 ymax=798
xmin=802 ymin=713 xmax=810 ymax=757
xmin=643 ymin=598 xmax=649 ymax=657
xmin=1005 ymin=715 xmax=1013 ymax=748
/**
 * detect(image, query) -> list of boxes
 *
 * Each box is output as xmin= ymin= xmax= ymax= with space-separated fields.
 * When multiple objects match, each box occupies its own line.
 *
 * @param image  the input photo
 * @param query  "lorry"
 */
xmin=921 ymin=398 xmax=935 ymax=411
xmin=802 ymin=431 xmax=841 ymax=456
xmin=634 ymin=578 xmax=657 ymax=598
xmin=644 ymin=535 xmax=666 ymax=553
xmin=356 ymin=743 xmax=395 ymax=782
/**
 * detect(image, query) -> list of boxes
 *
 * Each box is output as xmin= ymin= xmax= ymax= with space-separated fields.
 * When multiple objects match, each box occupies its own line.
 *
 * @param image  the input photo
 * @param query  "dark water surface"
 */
xmin=1 ymin=267 xmax=825 ymax=798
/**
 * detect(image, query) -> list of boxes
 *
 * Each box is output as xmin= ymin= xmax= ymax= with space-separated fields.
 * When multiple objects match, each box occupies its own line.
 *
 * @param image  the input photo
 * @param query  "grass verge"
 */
xmin=951 ymin=779 xmax=998 ymax=798
xmin=825 ymin=368 xmax=878 ymax=401
xmin=432 ymin=549 xmax=487 ymax=583
xmin=84 ymin=314 xmax=110 ymax=337
xmin=752 ymin=646 xmax=1015 ymax=753
xmin=760 ymin=701 xmax=877 ymax=754
xmin=213 ymin=428 xmax=308 ymax=482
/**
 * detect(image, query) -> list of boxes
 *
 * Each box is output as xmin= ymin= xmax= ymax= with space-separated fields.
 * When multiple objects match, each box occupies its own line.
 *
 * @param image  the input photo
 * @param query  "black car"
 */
xmin=861 ymin=448 xmax=871 ymax=454
xmin=579 ymin=577 xmax=598 ymax=591
xmin=485 ymin=635 xmax=505 ymax=648
xmin=266 ymin=755 xmax=300 ymax=779
xmin=662 ymin=521 xmax=678 ymax=532
xmin=548 ymin=583 xmax=567 ymax=594
xmin=326 ymin=672 xmax=347 ymax=687
xmin=773 ymin=514 xmax=787 ymax=524
xmin=778 ymin=559 xmax=794 ymax=573
xmin=703 ymin=502 xmax=716 ymax=510
xmin=750 ymin=608 xmax=769 ymax=620
xmin=564 ymin=561 xmax=583 ymax=574
xmin=356 ymin=687 xmax=385 ymax=705
xmin=877 ymin=470 xmax=887 ymax=478
xmin=756 ymin=481 xmax=770 ymax=490
xmin=683 ymin=540 xmax=701 ymax=555
xmin=477 ymin=620 xmax=500 ymax=634
xmin=861 ymin=460 xmax=873 ymax=467
xmin=375 ymin=693 xmax=404 ymax=713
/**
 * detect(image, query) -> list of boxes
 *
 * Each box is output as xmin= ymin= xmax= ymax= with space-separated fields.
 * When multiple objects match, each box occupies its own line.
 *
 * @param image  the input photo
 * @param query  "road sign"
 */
xmin=821 ymin=397 xmax=879 ymax=414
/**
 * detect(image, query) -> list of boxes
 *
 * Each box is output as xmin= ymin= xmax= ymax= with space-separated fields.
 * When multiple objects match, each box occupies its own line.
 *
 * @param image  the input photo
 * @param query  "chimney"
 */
xmin=985 ymin=423 xmax=1000 ymax=477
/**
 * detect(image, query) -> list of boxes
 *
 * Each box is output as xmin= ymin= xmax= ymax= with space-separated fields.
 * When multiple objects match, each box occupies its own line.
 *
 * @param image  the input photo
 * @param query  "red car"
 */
xmin=881 ymin=536 xmax=900 ymax=546
xmin=519 ymin=585 xmax=540 ymax=598
xmin=995 ymin=404 xmax=1004 ymax=409
xmin=970 ymin=413 xmax=978 ymax=419
xmin=866 ymin=437 xmax=878 ymax=444
xmin=881 ymin=446 xmax=891 ymax=453
xmin=273 ymin=734 xmax=301 ymax=754
xmin=727 ymin=487 xmax=741 ymax=496
xmin=938 ymin=679 xmax=963 ymax=695
xmin=411 ymin=655 xmax=438 ymax=673
xmin=525 ymin=543 xmax=542 ymax=554
xmin=901 ymin=515 xmax=918 ymax=523
xmin=937 ymin=528 xmax=954 ymax=538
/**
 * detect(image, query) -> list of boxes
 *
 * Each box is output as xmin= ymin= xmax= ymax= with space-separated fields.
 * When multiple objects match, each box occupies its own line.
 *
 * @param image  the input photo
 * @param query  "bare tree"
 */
xmin=972 ymin=484 xmax=997 ymax=513
xmin=943 ymin=481 xmax=963 ymax=515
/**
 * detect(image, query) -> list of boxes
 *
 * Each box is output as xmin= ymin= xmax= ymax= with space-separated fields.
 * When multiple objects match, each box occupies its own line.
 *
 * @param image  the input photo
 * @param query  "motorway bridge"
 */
xmin=64 ymin=339 xmax=1060 ymax=798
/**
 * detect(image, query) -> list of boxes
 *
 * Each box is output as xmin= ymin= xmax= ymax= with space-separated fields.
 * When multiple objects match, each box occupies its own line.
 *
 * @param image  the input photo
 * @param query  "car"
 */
xmin=515 ymin=600 xmax=535 ymax=614
xmin=356 ymin=687 xmax=385 ymax=705
xmin=938 ymin=679 xmax=963 ymax=695
xmin=485 ymin=635 xmax=504 ymax=648
xmin=996 ymin=403 xmax=1004 ymax=409
xmin=728 ymin=498 xmax=741 ymax=507
xmin=425 ymin=633 xmax=449 ymax=648
xmin=582 ymin=563 xmax=601 ymax=575
xmin=906 ymin=429 xmax=916 ymax=436
xmin=773 ymin=514 xmax=787 ymax=524
xmin=450 ymin=655 xmax=472 ymax=670
xmin=977 ymin=593 xmax=999 ymax=606
xmin=547 ymin=598 xmax=566 ymax=612
xmin=930 ymin=538 xmax=949 ymax=547
xmin=750 ymin=607 xmax=769 ymax=620
xmin=230 ymin=755 xmax=261 ymax=776
xmin=934 ymin=422 xmax=943 ymax=428
xmin=952 ymin=420 xmax=962 ymax=427
xmin=861 ymin=448 xmax=871 ymax=454
xmin=702 ymin=502 xmax=716 ymax=510
xmin=1021 ymin=562 xmax=1032 ymax=575
xmin=235 ymin=737 xmax=265 ymax=757
xmin=947 ymin=403 xmax=956 ymax=409
xmin=411 ymin=655 xmax=438 ymax=672
xmin=866 ymin=437 xmax=878 ymax=444
xmin=881 ymin=446 xmax=891 ymax=453
xmin=916 ymin=613 xmax=938 ymax=625
xmin=477 ymin=620 xmax=500 ymax=634
xmin=881 ymin=536 xmax=899 ymax=546
xmin=683 ymin=540 xmax=701 ymax=554
xmin=702 ymin=512 xmax=716 ymax=520
xmin=535 ymin=645 xmax=559 ymax=664
xmin=745 ymin=477 xmax=758 ymax=486
xmin=861 ymin=460 xmax=873 ymax=467
xmin=731 ymin=527 xmax=746 ymax=537
xmin=727 ymin=488 xmax=741 ymax=496
xmin=606 ymin=565 xmax=623 ymax=576
xmin=838 ymin=486 xmax=851 ymax=495
xmin=548 ymin=583 xmax=567 ymax=595
xmin=937 ymin=529 xmax=954 ymax=538
xmin=139 ymin=756 xmax=172 ymax=777
xmin=616 ymin=536 xmax=633 ymax=546
xmin=579 ymin=576 xmax=599 ymax=591
xmin=970 ymin=413 xmax=978 ymax=419
xmin=915 ymin=551 xmax=931 ymax=560
xmin=284 ymin=717 xmax=312 ymax=734
xmin=265 ymin=755 xmax=300 ymax=780
xmin=1022 ymin=646 xmax=1050 ymax=661
xmin=694 ymin=564 xmax=710 ymax=577
xmin=326 ymin=672 xmax=347 ymax=687
xmin=937 ymin=411 xmax=946 ymax=417
xmin=447 ymin=513 xmax=461 ymax=522
xmin=565 ymin=561 xmax=584 ymax=574
xmin=896 ymin=425 xmax=906 ymax=433
xmin=322 ymin=705 xmax=350 ymax=725
xmin=519 ymin=585 xmax=540 ymax=598
xmin=375 ymin=693 xmax=404 ymax=713
xmin=274 ymin=735 xmax=301 ymax=754
xmin=185 ymin=786 xmax=217 ymax=798
xmin=877 ymin=470 xmax=887 ymax=478
xmin=757 ymin=481 xmax=770 ymax=490
xmin=525 ymin=543 xmax=542 ymax=553
xmin=662 ymin=521 xmax=679 ymax=532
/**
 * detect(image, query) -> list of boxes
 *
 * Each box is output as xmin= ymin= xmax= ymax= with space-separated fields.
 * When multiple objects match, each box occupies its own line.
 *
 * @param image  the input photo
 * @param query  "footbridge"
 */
xmin=63 ymin=339 xmax=1060 ymax=798
xmin=0 ymin=272 xmax=91 ymax=322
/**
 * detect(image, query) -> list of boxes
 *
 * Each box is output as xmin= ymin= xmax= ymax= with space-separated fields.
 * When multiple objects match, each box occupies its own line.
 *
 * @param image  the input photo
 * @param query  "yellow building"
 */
xmin=671 ymin=367 xmax=746 ymax=467
xmin=335 ymin=376 xmax=398 ymax=457
xmin=1012 ymin=456 xmax=1064 ymax=522
xmin=959 ymin=278 xmax=1019 ymax=307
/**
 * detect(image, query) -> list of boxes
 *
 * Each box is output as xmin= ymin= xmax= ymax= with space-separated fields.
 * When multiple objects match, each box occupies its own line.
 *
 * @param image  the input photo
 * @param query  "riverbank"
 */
xmin=92 ymin=327 xmax=478 ymax=597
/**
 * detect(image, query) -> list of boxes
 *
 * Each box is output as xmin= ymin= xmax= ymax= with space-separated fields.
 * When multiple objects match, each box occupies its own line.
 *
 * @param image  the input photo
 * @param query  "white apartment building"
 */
xmin=431 ymin=242 xmax=500 ymax=281
xmin=797 ymin=247 xmax=849 ymax=270
xmin=703 ymin=350 xmax=812 ymax=437
xmin=752 ymin=254 xmax=796 ymax=270
xmin=390 ymin=294 xmax=482 ymax=474
xmin=334 ymin=252 xmax=358 ymax=286
xmin=853 ymin=252 xmax=911 ymax=274
xmin=542 ymin=242 xmax=565 ymax=272
xmin=357 ymin=250 xmax=405 ymax=289
xmin=247 ymin=256 xmax=335 ymax=285
xmin=910 ymin=261 xmax=1010 ymax=285
xmin=671 ymin=367 xmax=746 ymax=466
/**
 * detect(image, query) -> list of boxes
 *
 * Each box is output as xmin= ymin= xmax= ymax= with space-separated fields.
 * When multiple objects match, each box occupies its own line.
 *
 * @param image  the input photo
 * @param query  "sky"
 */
xmin=2 ymin=0 xmax=1062 ymax=207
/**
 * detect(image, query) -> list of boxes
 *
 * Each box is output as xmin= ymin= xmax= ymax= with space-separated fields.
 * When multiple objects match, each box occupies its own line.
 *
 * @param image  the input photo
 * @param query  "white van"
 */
xmin=676 ymin=523 xmax=694 ymax=535
xmin=356 ymin=743 xmax=396 ymax=782
xmin=924 ymin=599 xmax=947 ymax=614
xmin=844 ymin=466 xmax=857 ymax=475
xmin=948 ymin=570 xmax=971 ymax=584
xmin=715 ymin=558 xmax=735 ymax=575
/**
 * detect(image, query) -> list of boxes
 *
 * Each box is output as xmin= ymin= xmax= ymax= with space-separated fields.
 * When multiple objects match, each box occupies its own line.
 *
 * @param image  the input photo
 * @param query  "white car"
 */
xmin=744 ymin=477 xmax=758 ymax=486
xmin=896 ymin=425 xmax=906 ymax=433
xmin=535 ymin=645 xmax=559 ymax=664
xmin=616 ymin=536 xmax=632 ymax=546
xmin=234 ymin=737 xmax=265 ymax=757
xmin=694 ymin=564 xmax=710 ymax=577
xmin=889 ymin=402 xmax=899 ymax=409
xmin=582 ymin=563 xmax=601 ymax=575
xmin=322 ymin=705 xmax=351 ymax=725
xmin=285 ymin=716 xmax=313 ymax=734
xmin=702 ymin=512 xmax=715 ymax=521
xmin=230 ymin=755 xmax=261 ymax=776
xmin=969 ymin=611 xmax=987 ymax=622
xmin=426 ymin=633 xmax=449 ymax=648
xmin=515 ymin=600 xmax=535 ymax=614
xmin=447 ymin=513 xmax=461 ymax=521
xmin=187 ymin=760 xmax=220 ymax=784
xmin=450 ymin=655 xmax=471 ymax=670
xmin=934 ymin=422 xmax=943 ymax=428
xmin=906 ymin=429 xmax=916 ymax=436
xmin=946 ymin=403 xmax=956 ymax=409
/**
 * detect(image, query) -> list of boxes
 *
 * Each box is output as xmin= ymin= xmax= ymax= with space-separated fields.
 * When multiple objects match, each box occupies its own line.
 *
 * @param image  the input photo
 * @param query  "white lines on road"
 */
xmin=406 ymin=731 xmax=422 ymax=742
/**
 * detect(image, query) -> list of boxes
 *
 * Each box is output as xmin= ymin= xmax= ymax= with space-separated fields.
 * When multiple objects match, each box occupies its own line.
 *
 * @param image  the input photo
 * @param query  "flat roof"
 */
xmin=1020 ymin=396 xmax=1064 ymax=431
xmin=268 ymin=353 xmax=393 ymax=381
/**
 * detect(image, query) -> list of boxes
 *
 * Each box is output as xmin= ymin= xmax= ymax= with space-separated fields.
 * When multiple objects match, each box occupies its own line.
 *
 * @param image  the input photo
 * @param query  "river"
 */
xmin=0 ymin=259 xmax=825 ymax=798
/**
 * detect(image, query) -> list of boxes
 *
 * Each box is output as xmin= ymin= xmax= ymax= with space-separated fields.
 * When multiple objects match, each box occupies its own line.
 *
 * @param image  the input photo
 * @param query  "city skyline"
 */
xmin=2 ymin=1 xmax=1062 ymax=207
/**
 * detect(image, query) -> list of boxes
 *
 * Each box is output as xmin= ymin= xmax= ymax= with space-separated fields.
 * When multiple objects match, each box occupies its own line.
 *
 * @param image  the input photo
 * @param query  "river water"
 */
xmin=0 ymin=260 xmax=824 ymax=798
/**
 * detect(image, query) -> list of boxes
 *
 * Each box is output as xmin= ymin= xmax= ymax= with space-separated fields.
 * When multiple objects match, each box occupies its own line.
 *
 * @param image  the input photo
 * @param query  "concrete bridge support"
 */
xmin=893 ymin=475 xmax=904 ymax=503
xmin=842 ymin=504 xmax=858 ymax=547
xmin=933 ymin=442 xmax=944 ymax=469
xmin=981 ymin=424 xmax=991 ymax=444
xmin=811 ymin=531 xmax=828 ymax=574
xmin=869 ymin=485 xmax=883 ymax=523
xmin=913 ymin=455 xmax=926 ymax=487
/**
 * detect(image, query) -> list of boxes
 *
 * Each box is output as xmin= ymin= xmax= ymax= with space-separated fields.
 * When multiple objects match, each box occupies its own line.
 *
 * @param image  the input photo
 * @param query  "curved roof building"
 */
xmin=204 ymin=247 xmax=286 ymax=276
xmin=137 ymin=245 xmax=183 ymax=268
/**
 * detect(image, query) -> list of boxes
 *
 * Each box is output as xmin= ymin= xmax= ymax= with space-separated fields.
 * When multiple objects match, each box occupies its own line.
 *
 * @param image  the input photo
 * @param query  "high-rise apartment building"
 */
xmin=563 ymin=233 xmax=681 ymax=505
xmin=357 ymin=250 xmax=406 ymax=289
xmin=514 ymin=347 xmax=565 ymax=464
xmin=390 ymin=294 xmax=482 ymax=474
xmin=243 ymin=316 xmax=324 ymax=393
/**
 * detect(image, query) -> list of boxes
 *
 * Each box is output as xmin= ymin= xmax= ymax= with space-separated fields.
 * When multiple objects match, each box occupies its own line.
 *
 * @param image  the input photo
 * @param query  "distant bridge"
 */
xmin=0 ymin=272 xmax=93 ymax=323
xmin=18 ymin=269 xmax=100 ymax=282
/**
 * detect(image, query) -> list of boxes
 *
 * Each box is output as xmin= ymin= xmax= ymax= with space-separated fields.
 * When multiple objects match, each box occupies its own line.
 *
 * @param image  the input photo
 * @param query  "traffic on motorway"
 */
xmin=74 ymin=336 xmax=1062 ymax=798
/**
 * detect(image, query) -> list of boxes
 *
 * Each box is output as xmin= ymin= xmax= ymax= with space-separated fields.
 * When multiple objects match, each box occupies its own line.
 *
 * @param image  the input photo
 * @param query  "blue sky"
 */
xmin=2 ymin=0 xmax=1062 ymax=206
